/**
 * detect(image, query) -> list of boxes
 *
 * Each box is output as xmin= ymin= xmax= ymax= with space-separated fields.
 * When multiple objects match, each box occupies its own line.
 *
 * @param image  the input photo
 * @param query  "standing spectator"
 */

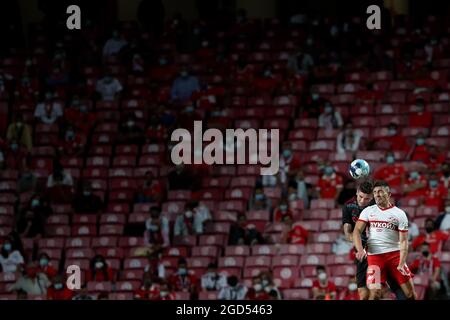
xmin=201 ymin=263 xmax=227 ymax=292
xmin=312 ymin=266 xmax=337 ymax=300
xmin=144 ymin=206 xmax=170 ymax=248
xmin=47 ymin=274 xmax=74 ymax=300
xmin=273 ymin=199 xmax=294 ymax=223
xmin=168 ymin=258 xmax=199 ymax=298
xmin=435 ymin=198 xmax=450 ymax=231
xmin=72 ymin=183 xmax=103 ymax=213
xmin=37 ymin=252 xmax=58 ymax=279
xmin=95 ymin=71 xmax=123 ymax=101
xmin=412 ymin=218 xmax=449 ymax=254
xmin=0 ymin=237 xmax=24 ymax=273
xmin=102 ymin=30 xmax=127 ymax=57
xmin=288 ymin=169 xmax=313 ymax=208
xmin=34 ymin=92 xmax=63 ymax=124
xmin=373 ymin=152 xmax=406 ymax=188
xmin=168 ymin=164 xmax=193 ymax=190
xmin=8 ymin=262 xmax=50 ymax=296
xmin=318 ymin=102 xmax=343 ymax=129
xmin=408 ymin=98 xmax=433 ymax=128
xmin=170 ymin=66 xmax=200 ymax=104
xmin=218 ymin=276 xmax=248 ymax=300
xmin=336 ymin=122 xmax=362 ymax=155
xmin=6 ymin=113 xmax=32 ymax=152
xmin=86 ymin=255 xmax=115 ymax=282
xmin=317 ymin=165 xmax=343 ymax=200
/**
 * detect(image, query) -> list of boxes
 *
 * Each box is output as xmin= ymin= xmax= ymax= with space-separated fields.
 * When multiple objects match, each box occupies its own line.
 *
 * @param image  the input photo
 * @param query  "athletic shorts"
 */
xmin=356 ymin=258 xmax=402 ymax=293
xmin=367 ymin=251 xmax=413 ymax=288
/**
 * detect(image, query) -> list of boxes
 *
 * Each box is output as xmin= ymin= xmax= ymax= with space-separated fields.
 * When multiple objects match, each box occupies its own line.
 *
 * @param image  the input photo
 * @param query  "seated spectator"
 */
xmin=301 ymin=90 xmax=324 ymax=119
xmin=37 ymin=252 xmax=58 ymax=279
xmin=64 ymin=95 xmax=97 ymax=135
xmin=407 ymin=132 xmax=431 ymax=163
xmin=273 ymin=198 xmax=294 ymax=223
xmin=232 ymin=57 xmax=254 ymax=84
xmin=373 ymin=151 xmax=406 ymax=188
xmin=102 ymin=30 xmax=127 ymax=57
xmin=34 ymin=92 xmax=63 ymax=124
xmin=336 ymin=122 xmax=361 ymax=155
xmin=0 ymin=237 xmax=24 ymax=273
xmin=435 ymin=198 xmax=450 ymax=231
xmin=218 ymin=276 xmax=248 ymax=300
xmin=9 ymin=262 xmax=50 ymax=296
xmin=144 ymin=206 xmax=170 ymax=248
xmin=153 ymin=281 xmax=175 ymax=300
xmin=57 ymin=125 xmax=86 ymax=157
xmin=403 ymin=170 xmax=427 ymax=198
xmin=17 ymin=165 xmax=37 ymax=193
xmin=318 ymin=102 xmax=343 ymax=129
xmin=174 ymin=201 xmax=211 ymax=236
xmin=412 ymin=218 xmax=449 ymax=254
xmin=317 ymin=164 xmax=343 ymax=200
xmin=146 ymin=115 xmax=167 ymax=142
xmin=72 ymin=183 xmax=103 ymax=213
xmin=406 ymin=213 xmax=420 ymax=242
xmin=356 ymin=82 xmax=383 ymax=105
xmin=168 ymin=164 xmax=193 ymax=190
xmin=24 ymin=195 xmax=53 ymax=218
xmin=45 ymin=65 xmax=69 ymax=87
xmin=288 ymin=169 xmax=313 ymax=208
xmin=312 ymin=265 xmax=337 ymax=300
xmin=422 ymin=174 xmax=447 ymax=210
xmin=170 ymin=66 xmax=200 ymax=104
xmin=16 ymin=208 xmax=46 ymax=238
xmin=341 ymin=278 xmax=359 ymax=300
xmin=72 ymin=284 xmax=94 ymax=300
xmin=439 ymin=162 xmax=450 ymax=189
xmin=408 ymin=98 xmax=432 ymax=128
xmin=134 ymin=272 xmax=160 ymax=300
xmin=3 ymin=139 xmax=27 ymax=171
xmin=201 ymin=263 xmax=227 ymax=292
xmin=177 ymin=101 xmax=203 ymax=131
xmin=117 ymin=113 xmax=145 ymax=145
xmin=168 ymin=258 xmax=198 ymax=298
xmin=373 ymin=122 xmax=409 ymax=152
xmin=278 ymin=142 xmax=302 ymax=185
xmin=6 ymin=113 xmax=32 ymax=152
xmin=409 ymin=242 xmax=444 ymax=300
xmin=425 ymin=145 xmax=446 ymax=171
xmin=253 ymin=65 xmax=278 ymax=93
xmin=332 ymin=234 xmax=352 ymax=255
xmin=283 ymin=217 xmax=309 ymax=245
xmin=287 ymin=46 xmax=314 ymax=76
xmin=86 ymin=255 xmax=115 ymax=282
xmin=47 ymin=274 xmax=74 ymax=300
xmin=259 ymin=271 xmax=282 ymax=299
xmin=246 ymin=275 xmax=270 ymax=300
xmin=249 ymin=188 xmax=270 ymax=211
xmin=46 ymin=166 xmax=74 ymax=189
xmin=95 ymin=71 xmax=123 ymax=101
xmin=228 ymin=214 xmax=264 ymax=246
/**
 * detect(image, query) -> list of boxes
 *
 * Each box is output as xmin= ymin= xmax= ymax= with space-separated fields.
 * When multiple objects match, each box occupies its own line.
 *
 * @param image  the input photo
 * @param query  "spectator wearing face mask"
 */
xmin=259 ymin=271 xmax=282 ymax=299
xmin=0 ymin=238 xmax=24 ymax=273
xmin=8 ymin=262 xmax=50 ymax=296
xmin=278 ymin=142 xmax=302 ymax=186
xmin=407 ymin=133 xmax=432 ymax=163
xmin=218 ymin=276 xmax=248 ymax=300
xmin=4 ymin=139 xmax=27 ymax=170
xmin=435 ymin=199 xmax=450 ymax=231
xmin=336 ymin=122 xmax=361 ymax=155
xmin=96 ymin=72 xmax=123 ymax=101
xmin=153 ymin=281 xmax=175 ymax=300
xmin=142 ymin=248 xmax=166 ymax=280
xmin=86 ymin=255 xmax=115 ymax=282
xmin=341 ymin=278 xmax=359 ymax=300
xmin=72 ymin=183 xmax=103 ymax=213
xmin=287 ymin=47 xmax=314 ymax=76
xmin=174 ymin=201 xmax=210 ymax=236
xmin=374 ymin=152 xmax=406 ymax=188
xmin=318 ymin=102 xmax=343 ymax=129
xmin=317 ymin=164 xmax=343 ymax=200
xmin=412 ymin=218 xmax=449 ymax=254
xmin=408 ymin=98 xmax=432 ymax=128
xmin=6 ymin=113 xmax=32 ymax=152
xmin=406 ymin=212 xmax=420 ymax=242
xmin=201 ymin=263 xmax=227 ymax=292
xmin=64 ymin=95 xmax=97 ymax=135
xmin=274 ymin=199 xmax=294 ymax=223
xmin=373 ymin=122 xmax=409 ymax=151
xmin=288 ymin=169 xmax=314 ymax=208
xmin=34 ymin=92 xmax=63 ymax=124
xmin=47 ymin=274 xmax=74 ymax=300
xmin=57 ymin=125 xmax=85 ymax=157
xmin=137 ymin=171 xmax=164 ymax=203
xmin=312 ymin=266 xmax=336 ymax=300
xmin=403 ymin=170 xmax=427 ymax=197
xmin=409 ymin=242 xmax=443 ymax=299
xmin=103 ymin=30 xmax=128 ymax=57
xmin=37 ymin=252 xmax=57 ymax=279
xmin=46 ymin=165 xmax=74 ymax=189
xmin=232 ymin=57 xmax=254 ymax=84
xmin=422 ymin=174 xmax=447 ymax=210
xmin=301 ymin=90 xmax=324 ymax=119
xmin=253 ymin=65 xmax=277 ymax=93
xmin=144 ymin=207 xmax=170 ymax=248
xmin=134 ymin=272 xmax=160 ymax=300
xmin=424 ymin=145 xmax=446 ymax=171
xmin=249 ymin=188 xmax=270 ymax=211
xmin=117 ymin=113 xmax=145 ymax=145
xmin=170 ymin=66 xmax=200 ymax=104
xmin=283 ymin=217 xmax=309 ymax=245
xmin=247 ymin=275 xmax=270 ymax=300
xmin=228 ymin=214 xmax=265 ymax=246
xmin=146 ymin=115 xmax=167 ymax=143
xmin=168 ymin=258 xmax=199 ymax=298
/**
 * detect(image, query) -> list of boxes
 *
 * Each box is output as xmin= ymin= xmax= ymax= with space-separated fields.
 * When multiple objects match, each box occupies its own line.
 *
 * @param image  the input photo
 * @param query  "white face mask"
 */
xmin=185 ymin=211 xmax=193 ymax=218
xmin=446 ymin=206 xmax=450 ymax=214
xmin=318 ymin=272 xmax=327 ymax=281
xmin=95 ymin=262 xmax=104 ymax=269
xmin=348 ymin=283 xmax=357 ymax=291
xmin=253 ymin=284 xmax=262 ymax=292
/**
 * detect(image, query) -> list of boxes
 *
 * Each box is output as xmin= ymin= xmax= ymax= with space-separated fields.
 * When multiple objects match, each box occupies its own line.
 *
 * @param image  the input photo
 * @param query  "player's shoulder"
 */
xmin=390 ymin=205 xmax=407 ymax=215
xmin=344 ymin=196 xmax=357 ymax=206
xmin=362 ymin=204 xmax=378 ymax=212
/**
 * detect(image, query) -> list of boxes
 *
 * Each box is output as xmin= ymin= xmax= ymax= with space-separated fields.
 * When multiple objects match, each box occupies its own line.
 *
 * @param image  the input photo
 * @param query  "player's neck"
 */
xmin=377 ymin=202 xmax=393 ymax=210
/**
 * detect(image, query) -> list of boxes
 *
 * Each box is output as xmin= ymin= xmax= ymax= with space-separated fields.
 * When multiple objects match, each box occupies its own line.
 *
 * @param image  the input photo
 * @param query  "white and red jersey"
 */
xmin=358 ymin=204 xmax=408 ymax=255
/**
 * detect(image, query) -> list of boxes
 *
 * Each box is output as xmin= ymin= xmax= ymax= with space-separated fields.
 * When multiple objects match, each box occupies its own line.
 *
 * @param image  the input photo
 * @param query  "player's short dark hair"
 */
xmin=373 ymin=180 xmax=390 ymax=190
xmin=358 ymin=179 xmax=374 ymax=194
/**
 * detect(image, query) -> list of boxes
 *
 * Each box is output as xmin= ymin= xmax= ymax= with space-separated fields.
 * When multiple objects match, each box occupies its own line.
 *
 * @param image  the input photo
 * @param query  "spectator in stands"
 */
xmin=16 ymin=208 xmax=46 ymax=238
xmin=283 ymin=217 xmax=309 ymax=245
xmin=168 ymin=164 xmax=193 ymax=190
xmin=174 ymin=201 xmax=210 ymax=236
xmin=142 ymin=247 xmax=166 ymax=280
xmin=246 ymin=275 xmax=270 ymax=300
xmin=72 ymin=183 xmax=103 ymax=213
xmin=117 ymin=113 xmax=145 ymax=145
xmin=373 ymin=122 xmax=409 ymax=151
xmin=34 ymin=92 xmax=63 ymax=125
xmin=228 ymin=214 xmax=264 ymax=246
xmin=17 ymin=165 xmax=37 ymax=193
xmin=45 ymin=65 xmax=69 ymax=88
xmin=25 ymin=195 xmax=53 ymax=219
xmin=356 ymin=82 xmax=383 ymax=105
xmin=57 ymin=125 xmax=85 ymax=157
xmin=341 ymin=278 xmax=359 ymax=300
xmin=47 ymin=274 xmax=74 ymax=300
xmin=409 ymin=242 xmax=444 ymax=299
xmin=273 ymin=198 xmax=294 ymax=223
xmin=64 ymin=95 xmax=96 ymax=135
xmin=146 ymin=115 xmax=167 ymax=143
xmin=287 ymin=46 xmax=314 ymax=76
xmin=288 ymin=169 xmax=313 ymax=208
xmin=144 ymin=206 xmax=170 ymax=248
xmin=425 ymin=145 xmax=446 ymax=171
xmin=153 ymin=281 xmax=175 ymax=300
xmin=403 ymin=170 xmax=427 ymax=198
xmin=6 ymin=113 xmax=32 ymax=152
xmin=301 ymin=90 xmax=324 ymax=119
xmin=435 ymin=198 xmax=450 ymax=231
xmin=249 ymin=188 xmax=270 ymax=211
xmin=408 ymin=98 xmax=432 ymax=128
xmin=332 ymin=234 xmax=352 ymax=255
xmin=86 ymin=255 xmax=115 ymax=282
xmin=37 ymin=252 xmax=57 ymax=279
xmin=168 ymin=258 xmax=198 ymax=298
xmin=278 ymin=142 xmax=302 ymax=186
xmin=72 ymin=284 xmax=94 ymax=300
xmin=218 ymin=276 xmax=248 ymax=300
xmin=170 ymin=66 xmax=200 ymax=104
xmin=232 ymin=57 xmax=253 ymax=84
xmin=374 ymin=151 xmax=406 ymax=188
xmin=406 ymin=212 xmax=420 ymax=242
xmin=3 ymin=139 xmax=27 ymax=171
xmin=317 ymin=164 xmax=343 ymax=200
xmin=46 ymin=165 xmax=74 ymax=201
xmin=312 ymin=265 xmax=337 ymax=300
xmin=439 ymin=163 xmax=450 ymax=189
xmin=95 ymin=71 xmax=123 ymax=101
xmin=422 ymin=173 xmax=447 ymax=210
xmin=318 ymin=102 xmax=343 ymax=129
xmin=201 ymin=262 xmax=227 ymax=292
xmin=9 ymin=262 xmax=50 ymax=296
xmin=407 ymin=132 xmax=431 ymax=163
xmin=0 ymin=237 xmax=24 ymax=273
xmin=412 ymin=218 xmax=449 ymax=254
xmin=259 ymin=271 xmax=282 ymax=299
xmin=336 ymin=122 xmax=361 ymax=155
xmin=102 ymin=30 xmax=127 ymax=57
xmin=134 ymin=272 xmax=160 ymax=300
xmin=253 ymin=64 xmax=277 ymax=93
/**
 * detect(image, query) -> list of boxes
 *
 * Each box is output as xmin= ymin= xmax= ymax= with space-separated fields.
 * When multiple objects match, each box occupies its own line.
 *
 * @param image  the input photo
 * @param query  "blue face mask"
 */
xmin=255 ymin=194 xmax=264 ymax=201
xmin=280 ymin=205 xmax=288 ymax=212
xmin=40 ymin=258 xmax=49 ymax=267
xmin=11 ymin=143 xmax=18 ymax=151
xmin=416 ymin=138 xmax=425 ymax=146
xmin=3 ymin=243 xmax=12 ymax=251
xmin=54 ymin=283 xmax=63 ymax=290
xmin=31 ymin=199 xmax=40 ymax=208
xmin=159 ymin=58 xmax=167 ymax=66
xmin=178 ymin=268 xmax=187 ymax=276
xmin=410 ymin=172 xmax=419 ymax=180
xmin=283 ymin=149 xmax=292 ymax=158
xmin=386 ymin=156 xmax=395 ymax=164
xmin=324 ymin=167 xmax=334 ymax=176
xmin=429 ymin=180 xmax=438 ymax=188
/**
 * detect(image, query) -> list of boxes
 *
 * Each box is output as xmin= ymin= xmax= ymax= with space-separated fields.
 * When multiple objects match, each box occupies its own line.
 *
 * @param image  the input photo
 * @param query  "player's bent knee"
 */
xmin=358 ymin=288 xmax=369 ymax=300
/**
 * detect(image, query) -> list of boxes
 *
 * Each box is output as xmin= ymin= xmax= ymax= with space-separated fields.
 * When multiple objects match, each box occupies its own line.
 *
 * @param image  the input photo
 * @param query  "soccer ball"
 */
xmin=349 ymin=159 xmax=370 ymax=179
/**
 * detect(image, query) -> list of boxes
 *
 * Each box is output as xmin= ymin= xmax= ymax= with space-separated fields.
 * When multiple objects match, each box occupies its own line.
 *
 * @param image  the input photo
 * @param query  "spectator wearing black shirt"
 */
xmin=73 ymin=183 xmax=103 ymax=214
xmin=168 ymin=164 xmax=193 ymax=190
xmin=16 ymin=208 xmax=46 ymax=238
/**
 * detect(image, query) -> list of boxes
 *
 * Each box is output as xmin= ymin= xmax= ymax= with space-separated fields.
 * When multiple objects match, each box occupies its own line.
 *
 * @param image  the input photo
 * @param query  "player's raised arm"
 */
xmin=353 ymin=220 xmax=367 ymax=261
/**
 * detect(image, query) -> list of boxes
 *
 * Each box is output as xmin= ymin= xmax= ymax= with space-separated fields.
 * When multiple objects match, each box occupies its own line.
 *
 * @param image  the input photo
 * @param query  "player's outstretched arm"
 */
xmin=353 ymin=221 xmax=367 ymax=261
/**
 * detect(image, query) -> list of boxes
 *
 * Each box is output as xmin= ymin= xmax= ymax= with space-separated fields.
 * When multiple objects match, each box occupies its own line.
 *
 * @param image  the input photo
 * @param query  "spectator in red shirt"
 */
xmin=168 ymin=258 xmax=199 ymax=299
xmin=57 ymin=125 xmax=86 ymax=157
xmin=409 ymin=242 xmax=442 ymax=299
xmin=153 ymin=281 xmax=175 ymax=300
xmin=408 ymin=98 xmax=433 ymax=128
xmin=425 ymin=145 xmax=446 ymax=171
xmin=374 ymin=122 xmax=409 ymax=152
xmin=146 ymin=115 xmax=167 ymax=143
xmin=283 ymin=216 xmax=309 ymax=245
xmin=137 ymin=170 xmax=163 ymax=203
xmin=317 ymin=164 xmax=343 ymax=200
xmin=422 ymin=174 xmax=447 ymax=210
xmin=86 ymin=255 xmax=115 ymax=282
xmin=246 ymin=275 xmax=270 ymax=300
xmin=340 ymin=278 xmax=359 ymax=300
xmin=47 ymin=274 xmax=74 ymax=300
xmin=412 ymin=219 xmax=449 ymax=254
xmin=232 ymin=57 xmax=254 ymax=85
xmin=64 ymin=95 xmax=97 ymax=135
xmin=37 ymin=252 xmax=57 ymax=279
xmin=403 ymin=170 xmax=427 ymax=198
xmin=407 ymin=133 xmax=431 ymax=163
xmin=312 ymin=265 xmax=337 ymax=300
xmin=253 ymin=65 xmax=277 ymax=93
xmin=356 ymin=82 xmax=383 ymax=105
xmin=374 ymin=151 xmax=405 ymax=188
xmin=134 ymin=272 xmax=160 ymax=300
xmin=273 ymin=198 xmax=294 ymax=223
xmin=4 ymin=139 xmax=27 ymax=171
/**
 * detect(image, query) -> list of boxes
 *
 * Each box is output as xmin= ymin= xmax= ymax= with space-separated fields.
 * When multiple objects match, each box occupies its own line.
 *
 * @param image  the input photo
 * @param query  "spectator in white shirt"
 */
xmin=34 ymin=92 xmax=63 ymax=124
xmin=102 ymin=30 xmax=127 ymax=57
xmin=436 ymin=199 xmax=450 ymax=231
xmin=287 ymin=47 xmax=314 ymax=75
xmin=47 ymin=168 xmax=74 ymax=188
xmin=0 ymin=238 xmax=24 ymax=273
xmin=174 ymin=201 xmax=211 ymax=236
xmin=9 ymin=262 xmax=50 ymax=296
xmin=201 ymin=263 xmax=227 ymax=292
xmin=332 ymin=234 xmax=353 ymax=255
xmin=96 ymin=72 xmax=123 ymax=101
xmin=218 ymin=276 xmax=248 ymax=300
xmin=336 ymin=122 xmax=362 ymax=154
xmin=318 ymin=102 xmax=343 ymax=129
xmin=144 ymin=207 xmax=170 ymax=248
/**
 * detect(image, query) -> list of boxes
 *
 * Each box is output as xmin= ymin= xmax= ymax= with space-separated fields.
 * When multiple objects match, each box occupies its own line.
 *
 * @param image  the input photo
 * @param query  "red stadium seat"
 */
xmin=71 ymin=225 xmax=96 ymax=237
xmin=218 ymin=256 xmax=245 ymax=268
xmin=199 ymin=291 xmax=218 ymax=300
xmin=115 ymin=280 xmax=140 ymax=292
xmin=245 ymin=256 xmax=271 ymax=267
xmin=191 ymin=246 xmax=220 ymax=258
xmin=66 ymin=248 xmax=95 ymax=259
xmin=92 ymin=237 xmax=119 ymax=248
xmin=224 ymin=246 xmax=250 ymax=257
xmin=198 ymin=235 xmax=227 ymax=247
xmin=251 ymin=245 xmax=278 ymax=256
xmin=272 ymin=255 xmax=300 ymax=267
xmin=273 ymin=266 xmax=300 ymax=289
xmin=331 ymin=265 xmax=356 ymax=276
xmin=306 ymin=243 xmax=332 ymax=254
xmin=282 ymin=289 xmax=311 ymax=300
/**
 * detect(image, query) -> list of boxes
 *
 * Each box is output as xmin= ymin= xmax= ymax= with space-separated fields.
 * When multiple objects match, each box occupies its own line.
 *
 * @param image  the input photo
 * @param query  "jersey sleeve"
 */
xmin=342 ymin=206 xmax=353 ymax=225
xmin=358 ymin=207 xmax=369 ymax=222
xmin=398 ymin=210 xmax=409 ymax=232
